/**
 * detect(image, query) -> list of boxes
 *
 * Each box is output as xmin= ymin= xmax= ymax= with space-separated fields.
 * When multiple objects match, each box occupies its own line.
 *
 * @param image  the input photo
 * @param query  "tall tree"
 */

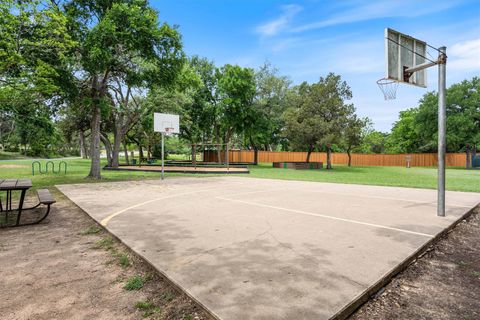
xmin=63 ymin=0 xmax=183 ymax=177
xmin=0 ymin=0 xmax=75 ymax=156
xmin=0 ymin=0 xmax=75 ymax=96
xmin=284 ymin=73 xmax=353 ymax=169
xmin=248 ymin=62 xmax=291 ymax=163
xmin=217 ymin=64 xmax=256 ymax=151
xmin=343 ymin=115 xmax=369 ymax=166
xmin=358 ymin=129 xmax=389 ymax=154
xmin=283 ymin=83 xmax=318 ymax=162
xmin=385 ymin=108 xmax=420 ymax=153
xmin=414 ymin=77 xmax=480 ymax=152
xmin=188 ymin=56 xmax=222 ymax=160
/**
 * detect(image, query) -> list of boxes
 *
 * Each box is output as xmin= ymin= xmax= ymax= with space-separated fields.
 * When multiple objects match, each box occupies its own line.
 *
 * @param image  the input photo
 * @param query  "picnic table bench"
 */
xmin=0 ymin=179 xmax=55 ymax=227
xmin=140 ymin=157 xmax=157 ymax=164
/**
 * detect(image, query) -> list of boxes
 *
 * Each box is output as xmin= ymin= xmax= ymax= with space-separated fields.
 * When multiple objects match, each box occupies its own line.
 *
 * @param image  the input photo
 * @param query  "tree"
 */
xmin=248 ymin=62 xmax=291 ymax=164
xmin=284 ymin=73 xmax=353 ymax=169
xmin=0 ymin=0 xmax=76 ymax=156
xmin=385 ymin=108 xmax=420 ymax=153
xmin=175 ymin=58 xmax=209 ymax=160
xmin=283 ymin=83 xmax=318 ymax=162
xmin=414 ymin=77 xmax=480 ymax=152
xmin=217 ymin=64 xmax=256 ymax=151
xmin=343 ymin=115 xmax=369 ymax=166
xmin=63 ymin=0 xmax=184 ymax=177
xmin=0 ymin=0 xmax=75 ymax=96
xmin=358 ymin=129 xmax=389 ymax=154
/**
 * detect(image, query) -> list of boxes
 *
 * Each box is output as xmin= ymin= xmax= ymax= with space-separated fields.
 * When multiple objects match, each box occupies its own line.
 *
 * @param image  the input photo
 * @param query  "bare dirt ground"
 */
xmin=0 ymin=190 xmax=213 ymax=320
xmin=351 ymin=207 xmax=480 ymax=320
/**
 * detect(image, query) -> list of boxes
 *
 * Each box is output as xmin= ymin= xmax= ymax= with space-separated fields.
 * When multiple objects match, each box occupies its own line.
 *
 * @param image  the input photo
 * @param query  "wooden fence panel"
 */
xmin=203 ymin=150 xmax=466 ymax=167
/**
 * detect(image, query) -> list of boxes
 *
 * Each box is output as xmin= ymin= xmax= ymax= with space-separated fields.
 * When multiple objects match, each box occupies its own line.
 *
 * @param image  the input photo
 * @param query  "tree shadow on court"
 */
xmin=176 ymin=234 xmax=368 ymax=319
xmin=108 ymin=212 xmax=196 ymax=262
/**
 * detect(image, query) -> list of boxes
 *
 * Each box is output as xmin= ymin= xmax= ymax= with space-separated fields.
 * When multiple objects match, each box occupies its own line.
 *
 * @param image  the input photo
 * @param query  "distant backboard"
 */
xmin=154 ymin=113 xmax=180 ymax=134
xmin=385 ymin=28 xmax=428 ymax=88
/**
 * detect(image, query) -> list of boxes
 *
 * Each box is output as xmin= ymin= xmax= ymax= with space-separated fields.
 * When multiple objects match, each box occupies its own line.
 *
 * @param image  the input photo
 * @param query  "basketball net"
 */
xmin=164 ymin=127 xmax=174 ymax=136
xmin=377 ymin=78 xmax=399 ymax=100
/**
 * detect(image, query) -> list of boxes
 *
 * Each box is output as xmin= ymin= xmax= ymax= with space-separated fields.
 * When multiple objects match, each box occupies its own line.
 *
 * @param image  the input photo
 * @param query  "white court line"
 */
xmin=216 ymin=196 xmax=435 ymax=238
xmin=99 ymin=182 xmax=275 ymax=226
xmin=220 ymin=187 xmax=288 ymax=198
xmin=101 ymin=187 xmax=220 ymax=226
xmin=301 ymin=189 xmax=473 ymax=209
xmin=230 ymin=186 xmax=472 ymax=209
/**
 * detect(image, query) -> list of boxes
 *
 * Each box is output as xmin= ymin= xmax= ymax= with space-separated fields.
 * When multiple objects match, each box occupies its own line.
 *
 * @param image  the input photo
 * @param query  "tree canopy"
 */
xmin=1 ymin=1 xmax=477 ymax=171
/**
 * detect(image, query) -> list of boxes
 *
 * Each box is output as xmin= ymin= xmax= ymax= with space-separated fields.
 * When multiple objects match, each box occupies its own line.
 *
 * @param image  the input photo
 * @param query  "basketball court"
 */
xmin=57 ymin=176 xmax=479 ymax=320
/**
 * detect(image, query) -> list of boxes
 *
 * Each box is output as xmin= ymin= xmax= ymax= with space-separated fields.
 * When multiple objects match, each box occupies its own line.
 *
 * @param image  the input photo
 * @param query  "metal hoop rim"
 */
xmin=376 ymin=77 xmax=399 ymax=85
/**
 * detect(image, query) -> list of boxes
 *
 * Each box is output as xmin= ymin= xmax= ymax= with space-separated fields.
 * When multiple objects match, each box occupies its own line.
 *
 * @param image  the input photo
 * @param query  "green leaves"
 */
xmin=386 ymin=77 xmax=480 ymax=153
xmin=78 ymin=0 xmax=184 ymax=87
xmin=284 ymin=73 xmax=355 ymax=153
xmin=218 ymin=64 xmax=256 ymax=135
xmin=0 ymin=0 xmax=76 ymax=97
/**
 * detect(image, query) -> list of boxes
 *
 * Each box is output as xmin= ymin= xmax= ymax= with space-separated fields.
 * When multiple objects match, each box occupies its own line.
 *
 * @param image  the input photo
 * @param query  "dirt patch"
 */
xmin=0 ymin=189 xmax=213 ymax=320
xmin=0 ymin=164 xmax=28 ymax=169
xmin=350 ymin=207 xmax=480 ymax=320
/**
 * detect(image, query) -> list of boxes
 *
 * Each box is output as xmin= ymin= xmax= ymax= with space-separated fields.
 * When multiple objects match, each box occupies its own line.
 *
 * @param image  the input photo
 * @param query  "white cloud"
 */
xmin=255 ymin=4 xmax=302 ymax=37
xmin=448 ymin=38 xmax=480 ymax=71
xmin=292 ymin=0 xmax=462 ymax=33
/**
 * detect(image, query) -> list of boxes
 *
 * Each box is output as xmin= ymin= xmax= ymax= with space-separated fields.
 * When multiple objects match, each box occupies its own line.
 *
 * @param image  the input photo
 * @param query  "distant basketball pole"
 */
xmin=153 ymin=113 xmax=180 ymax=181
xmin=161 ymin=131 xmax=165 ymax=180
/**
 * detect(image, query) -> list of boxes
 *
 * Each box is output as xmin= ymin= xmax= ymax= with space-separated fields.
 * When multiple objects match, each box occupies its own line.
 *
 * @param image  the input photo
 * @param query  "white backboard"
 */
xmin=154 ymin=113 xmax=180 ymax=134
xmin=385 ymin=28 xmax=428 ymax=88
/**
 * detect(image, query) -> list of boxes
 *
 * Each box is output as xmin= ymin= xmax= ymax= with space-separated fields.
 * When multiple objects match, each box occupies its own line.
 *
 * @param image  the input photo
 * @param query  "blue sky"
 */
xmin=152 ymin=0 xmax=480 ymax=131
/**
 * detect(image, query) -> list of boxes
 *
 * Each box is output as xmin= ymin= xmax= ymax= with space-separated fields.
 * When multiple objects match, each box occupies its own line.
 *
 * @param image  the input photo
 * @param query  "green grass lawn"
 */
xmin=0 ymin=151 xmax=30 ymax=160
xmin=0 ymin=158 xmax=478 ymax=195
xmin=0 ymin=158 xmax=184 ymax=192
xmin=248 ymin=163 xmax=480 ymax=193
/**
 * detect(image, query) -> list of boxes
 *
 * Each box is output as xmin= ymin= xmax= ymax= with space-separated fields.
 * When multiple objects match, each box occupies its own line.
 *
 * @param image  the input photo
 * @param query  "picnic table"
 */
xmin=0 ymin=179 xmax=55 ymax=227
xmin=140 ymin=157 xmax=157 ymax=164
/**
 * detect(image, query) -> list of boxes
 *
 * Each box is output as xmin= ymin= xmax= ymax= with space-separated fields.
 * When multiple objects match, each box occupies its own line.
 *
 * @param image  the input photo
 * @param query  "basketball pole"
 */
xmin=437 ymin=46 xmax=447 ymax=217
xmin=161 ymin=132 xmax=165 ymax=180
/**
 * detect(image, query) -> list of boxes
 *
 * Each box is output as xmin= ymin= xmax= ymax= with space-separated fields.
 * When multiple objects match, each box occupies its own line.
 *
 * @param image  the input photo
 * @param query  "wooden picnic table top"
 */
xmin=0 ymin=179 xmax=32 ymax=191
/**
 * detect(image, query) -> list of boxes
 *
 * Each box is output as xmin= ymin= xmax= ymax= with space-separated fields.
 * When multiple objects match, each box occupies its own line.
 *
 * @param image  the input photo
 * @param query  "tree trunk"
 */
xmin=100 ymin=133 xmax=113 ymax=167
xmin=123 ymin=140 xmax=129 ymax=165
xmin=250 ymin=136 xmax=258 ymax=165
xmin=215 ymin=126 xmax=222 ymax=164
xmin=111 ymin=122 xmax=123 ymax=168
xmin=138 ymin=144 xmax=144 ymax=159
xmin=326 ymin=147 xmax=332 ymax=169
xmin=79 ymin=131 xmax=86 ymax=158
xmin=224 ymin=129 xmax=232 ymax=165
xmin=347 ymin=147 xmax=352 ymax=167
xmin=191 ymin=144 xmax=196 ymax=165
xmin=88 ymin=106 xmax=102 ymax=179
xmin=306 ymin=145 xmax=313 ymax=163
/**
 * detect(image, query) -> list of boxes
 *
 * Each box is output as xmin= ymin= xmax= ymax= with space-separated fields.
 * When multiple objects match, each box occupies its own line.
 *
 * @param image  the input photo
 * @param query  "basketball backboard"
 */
xmin=385 ymin=28 xmax=428 ymax=88
xmin=154 ymin=113 xmax=180 ymax=134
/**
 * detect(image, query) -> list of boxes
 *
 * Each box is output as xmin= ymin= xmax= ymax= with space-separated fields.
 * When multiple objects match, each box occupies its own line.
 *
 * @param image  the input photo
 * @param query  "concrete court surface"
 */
xmin=57 ymin=177 xmax=479 ymax=320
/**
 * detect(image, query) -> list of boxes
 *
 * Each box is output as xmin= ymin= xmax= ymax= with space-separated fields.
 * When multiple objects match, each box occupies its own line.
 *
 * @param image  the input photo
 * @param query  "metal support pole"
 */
xmin=437 ymin=46 xmax=447 ymax=217
xmin=226 ymin=143 xmax=229 ymax=172
xmin=193 ymin=144 xmax=197 ymax=169
xmin=161 ymin=132 xmax=165 ymax=180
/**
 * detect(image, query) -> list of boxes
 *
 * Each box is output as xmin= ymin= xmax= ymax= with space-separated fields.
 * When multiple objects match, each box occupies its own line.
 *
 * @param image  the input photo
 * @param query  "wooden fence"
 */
xmin=203 ymin=150 xmax=466 ymax=167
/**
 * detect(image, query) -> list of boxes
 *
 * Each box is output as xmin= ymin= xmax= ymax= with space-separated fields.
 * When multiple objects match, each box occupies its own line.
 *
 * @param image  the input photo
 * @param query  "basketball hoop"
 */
xmin=164 ymin=127 xmax=174 ymax=136
xmin=377 ymin=78 xmax=399 ymax=100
